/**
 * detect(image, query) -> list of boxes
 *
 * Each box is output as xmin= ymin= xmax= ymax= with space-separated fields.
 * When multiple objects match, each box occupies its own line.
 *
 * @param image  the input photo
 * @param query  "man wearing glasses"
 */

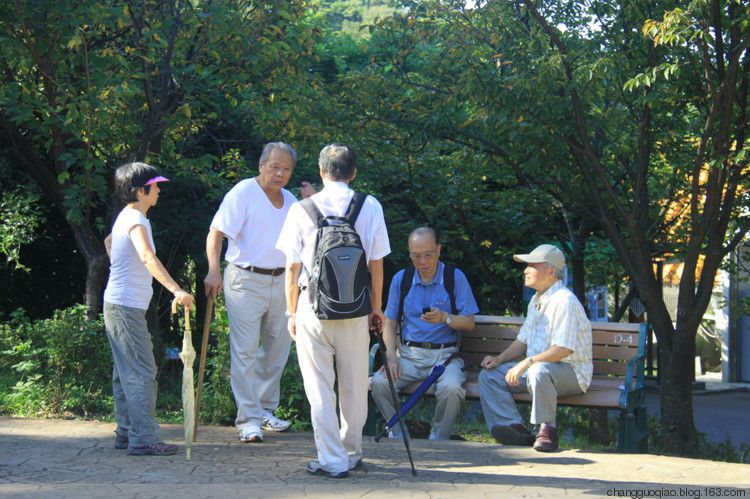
xmin=370 ymin=227 xmax=479 ymax=440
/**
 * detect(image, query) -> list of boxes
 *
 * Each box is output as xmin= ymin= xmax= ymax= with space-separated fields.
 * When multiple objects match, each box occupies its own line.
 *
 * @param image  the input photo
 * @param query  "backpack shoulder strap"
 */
xmin=443 ymin=263 xmax=457 ymax=315
xmin=300 ymin=198 xmax=325 ymax=227
xmin=398 ymin=267 xmax=416 ymax=323
xmin=345 ymin=191 xmax=368 ymax=224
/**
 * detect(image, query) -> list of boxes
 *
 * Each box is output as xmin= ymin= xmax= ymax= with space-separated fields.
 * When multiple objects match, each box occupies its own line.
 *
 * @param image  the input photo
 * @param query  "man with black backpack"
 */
xmin=276 ymin=143 xmax=390 ymax=479
xmin=370 ymin=227 xmax=479 ymax=440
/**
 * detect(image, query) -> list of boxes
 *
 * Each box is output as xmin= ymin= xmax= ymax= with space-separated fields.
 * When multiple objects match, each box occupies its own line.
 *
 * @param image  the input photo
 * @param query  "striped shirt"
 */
xmin=517 ymin=280 xmax=593 ymax=392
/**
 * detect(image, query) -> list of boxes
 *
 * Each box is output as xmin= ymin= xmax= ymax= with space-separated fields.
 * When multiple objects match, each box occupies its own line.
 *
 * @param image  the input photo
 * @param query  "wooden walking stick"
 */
xmin=193 ymin=295 xmax=214 ymax=441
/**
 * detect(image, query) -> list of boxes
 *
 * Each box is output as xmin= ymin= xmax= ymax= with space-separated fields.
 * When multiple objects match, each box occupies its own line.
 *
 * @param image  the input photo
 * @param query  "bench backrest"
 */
xmin=462 ymin=315 xmax=647 ymax=379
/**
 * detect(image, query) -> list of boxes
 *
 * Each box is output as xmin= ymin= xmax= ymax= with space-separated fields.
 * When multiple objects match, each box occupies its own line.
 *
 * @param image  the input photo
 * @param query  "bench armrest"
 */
xmin=618 ymin=323 xmax=648 ymax=410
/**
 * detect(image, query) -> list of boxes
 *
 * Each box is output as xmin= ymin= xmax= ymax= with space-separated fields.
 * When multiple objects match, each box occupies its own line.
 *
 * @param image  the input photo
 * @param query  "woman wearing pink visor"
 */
xmin=103 ymin=162 xmax=193 ymax=456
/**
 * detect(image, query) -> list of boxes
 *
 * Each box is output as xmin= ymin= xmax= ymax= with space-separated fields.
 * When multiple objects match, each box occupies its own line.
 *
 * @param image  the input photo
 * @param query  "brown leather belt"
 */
xmin=401 ymin=340 xmax=457 ymax=350
xmin=240 ymin=265 xmax=285 ymax=276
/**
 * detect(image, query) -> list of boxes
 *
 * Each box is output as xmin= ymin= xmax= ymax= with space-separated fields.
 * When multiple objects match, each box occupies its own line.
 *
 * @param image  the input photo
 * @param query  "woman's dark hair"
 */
xmin=114 ymin=162 xmax=159 ymax=203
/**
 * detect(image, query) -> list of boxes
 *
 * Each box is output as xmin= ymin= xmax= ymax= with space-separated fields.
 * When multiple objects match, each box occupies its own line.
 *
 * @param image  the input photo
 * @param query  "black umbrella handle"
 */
xmin=371 ymin=327 xmax=417 ymax=477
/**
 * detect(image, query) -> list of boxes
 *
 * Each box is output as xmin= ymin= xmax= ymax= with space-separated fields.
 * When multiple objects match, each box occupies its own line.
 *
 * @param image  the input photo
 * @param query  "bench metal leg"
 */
xmin=588 ymin=408 xmax=611 ymax=445
xmin=617 ymin=404 xmax=648 ymax=453
xmin=635 ymin=405 xmax=648 ymax=453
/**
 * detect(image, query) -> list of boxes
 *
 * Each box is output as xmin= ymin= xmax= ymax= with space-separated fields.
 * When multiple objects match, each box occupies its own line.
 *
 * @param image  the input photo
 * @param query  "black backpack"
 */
xmin=396 ymin=264 xmax=458 ymax=323
xmin=301 ymin=192 xmax=372 ymax=320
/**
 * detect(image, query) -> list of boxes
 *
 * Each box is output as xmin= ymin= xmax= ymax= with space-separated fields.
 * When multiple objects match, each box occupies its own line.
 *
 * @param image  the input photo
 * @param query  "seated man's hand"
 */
xmin=481 ymin=355 xmax=500 ymax=370
xmin=421 ymin=307 xmax=446 ymax=324
xmin=505 ymin=361 xmax=528 ymax=386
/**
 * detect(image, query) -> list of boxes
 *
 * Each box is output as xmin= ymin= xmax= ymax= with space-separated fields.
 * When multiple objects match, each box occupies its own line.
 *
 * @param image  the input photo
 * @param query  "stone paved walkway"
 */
xmin=0 ymin=417 xmax=748 ymax=498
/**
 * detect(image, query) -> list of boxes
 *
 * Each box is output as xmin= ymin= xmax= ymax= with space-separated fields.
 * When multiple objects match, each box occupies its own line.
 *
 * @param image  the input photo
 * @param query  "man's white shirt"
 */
xmin=517 ymin=280 xmax=593 ymax=392
xmin=276 ymin=180 xmax=391 ymax=280
xmin=210 ymin=178 xmax=297 ymax=268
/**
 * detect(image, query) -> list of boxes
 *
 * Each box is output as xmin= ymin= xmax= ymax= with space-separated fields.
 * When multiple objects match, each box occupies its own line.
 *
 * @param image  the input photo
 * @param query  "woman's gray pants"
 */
xmin=478 ymin=361 xmax=582 ymax=430
xmin=104 ymin=301 xmax=161 ymax=447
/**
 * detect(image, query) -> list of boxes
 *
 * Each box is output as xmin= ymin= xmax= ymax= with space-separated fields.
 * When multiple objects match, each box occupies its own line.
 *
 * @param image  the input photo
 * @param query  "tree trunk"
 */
xmin=71 ymin=223 xmax=108 ymax=317
xmin=569 ymin=248 xmax=587 ymax=309
xmin=85 ymin=253 xmax=109 ymax=317
xmin=658 ymin=325 xmax=699 ymax=456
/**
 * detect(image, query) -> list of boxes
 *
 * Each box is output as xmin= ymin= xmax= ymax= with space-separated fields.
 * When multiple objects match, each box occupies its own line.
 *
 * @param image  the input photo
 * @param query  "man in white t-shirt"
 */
xmin=204 ymin=142 xmax=299 ymax=443
xmin=277 ymin=143 xmax=390 ymax=478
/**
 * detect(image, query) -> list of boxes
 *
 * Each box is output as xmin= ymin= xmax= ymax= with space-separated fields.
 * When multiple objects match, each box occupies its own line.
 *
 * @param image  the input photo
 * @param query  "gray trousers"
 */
xmin=478 ymin=361 xmax=582 ymax=430
xmin=224 ymin=264 xmax=291 ymax=428
xmin=103 ymin=301 xmax=161 ymax=447
xmin=370 ymin=345 xmax=466 ymax=439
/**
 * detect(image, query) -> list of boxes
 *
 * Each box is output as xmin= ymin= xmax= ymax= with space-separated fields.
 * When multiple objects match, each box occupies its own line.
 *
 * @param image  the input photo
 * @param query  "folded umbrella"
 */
xmin=172 ymin=298 xmax=196 ymax=461
xmin=376 ymin=354 xmax=456 ymax=441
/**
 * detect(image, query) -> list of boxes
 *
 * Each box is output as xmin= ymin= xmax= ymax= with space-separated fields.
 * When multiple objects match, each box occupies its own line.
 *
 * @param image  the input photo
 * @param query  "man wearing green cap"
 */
xmin=478 ymin=244 xmax=592 ymax=452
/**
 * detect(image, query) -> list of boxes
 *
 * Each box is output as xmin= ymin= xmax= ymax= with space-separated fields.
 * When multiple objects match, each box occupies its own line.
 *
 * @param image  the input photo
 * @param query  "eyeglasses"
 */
xmin=409 ymin=248 xmax=438 ymax=260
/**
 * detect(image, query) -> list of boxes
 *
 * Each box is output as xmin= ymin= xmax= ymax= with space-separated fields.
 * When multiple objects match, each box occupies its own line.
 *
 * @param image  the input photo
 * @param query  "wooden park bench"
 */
xmin=367 ymin=315 xmax=649 ymax=453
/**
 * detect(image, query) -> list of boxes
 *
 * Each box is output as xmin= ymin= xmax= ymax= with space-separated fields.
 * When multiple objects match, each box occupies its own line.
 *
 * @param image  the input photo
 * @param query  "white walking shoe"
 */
xmin=261 ymin=411 xmax=291 ymax=432
xmin=238 ymin=423 xmax=263 ymax=443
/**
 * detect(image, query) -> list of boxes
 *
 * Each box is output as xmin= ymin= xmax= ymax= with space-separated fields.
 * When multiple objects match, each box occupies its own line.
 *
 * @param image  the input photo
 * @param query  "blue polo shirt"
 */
xmin=384 ymin=262 xmax=479 ymax=344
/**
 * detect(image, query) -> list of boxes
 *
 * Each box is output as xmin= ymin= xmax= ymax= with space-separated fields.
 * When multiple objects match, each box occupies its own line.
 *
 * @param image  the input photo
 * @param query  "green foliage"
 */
xmin=0 ymin=187 xmax=45 ymax=273
xmin=0 ymin=306 xmax=111 ymax=416
xmin=318 ymin=0 xmax=400 ymax=36
xmin=0 ymin=0 xmax=318 ymax=314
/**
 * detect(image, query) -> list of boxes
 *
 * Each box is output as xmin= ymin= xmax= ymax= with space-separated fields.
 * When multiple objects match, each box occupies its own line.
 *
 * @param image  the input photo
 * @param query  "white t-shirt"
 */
xmin=104 ymin=207 xmax=156 ymax=310
xmin=210 ymin=178 xmax=297 ymax=268
xmin=276 ymin=180 xmax=391 ymax=282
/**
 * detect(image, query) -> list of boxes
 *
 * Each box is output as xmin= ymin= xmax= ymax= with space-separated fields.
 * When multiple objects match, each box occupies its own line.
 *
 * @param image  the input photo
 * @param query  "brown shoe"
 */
xmin=533 ymin=424 xmax=558 ymax=452
xmin=491 ymin=424 xmax=535 ymax=446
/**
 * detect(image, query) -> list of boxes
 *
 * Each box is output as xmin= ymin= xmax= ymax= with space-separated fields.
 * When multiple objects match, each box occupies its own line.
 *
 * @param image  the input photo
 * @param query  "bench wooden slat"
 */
xmin=462 ymin=342 xmax=637 ymax=361
xmin=593 ymin=345 xmax=639 ymax=361
xmin=474 ymin=315 xmax=641 ymax=332
xmin=461 ymin=337 xmax=516 ymax=352
xmin=463 ymin=325 xmax=520 ymax=340
xmin=592 ymin=360 xmax=628 ymax=376
xmin=591 ymin=331 xmax=640 ymax=346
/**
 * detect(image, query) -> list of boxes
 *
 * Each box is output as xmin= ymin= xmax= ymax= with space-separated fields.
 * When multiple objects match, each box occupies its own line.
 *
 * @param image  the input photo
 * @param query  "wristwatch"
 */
xmin=285 ymin=311 xmax=295 ymax=318
xmin=444 ymin=313 xmax=453 ymax=326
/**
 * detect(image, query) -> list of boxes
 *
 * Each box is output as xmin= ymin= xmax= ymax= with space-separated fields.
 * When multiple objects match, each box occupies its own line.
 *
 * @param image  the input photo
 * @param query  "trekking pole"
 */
xmin=371 ymin=327 xmax=417 ymax=477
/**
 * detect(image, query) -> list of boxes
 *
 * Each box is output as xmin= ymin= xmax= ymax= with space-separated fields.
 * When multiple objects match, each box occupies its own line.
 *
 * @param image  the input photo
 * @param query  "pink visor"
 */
xmin=144 ymin=175 xmax=169 ymax=185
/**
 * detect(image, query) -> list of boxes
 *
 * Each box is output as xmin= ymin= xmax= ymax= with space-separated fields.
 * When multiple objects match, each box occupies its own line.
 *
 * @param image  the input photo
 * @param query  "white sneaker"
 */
xmin=261 ymin=411 xmax=291 ymax=432
xmin=428 ymin=432 xmax=440 ymax=441
xmin=238 ymin=424 xmax=263 ymax=443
